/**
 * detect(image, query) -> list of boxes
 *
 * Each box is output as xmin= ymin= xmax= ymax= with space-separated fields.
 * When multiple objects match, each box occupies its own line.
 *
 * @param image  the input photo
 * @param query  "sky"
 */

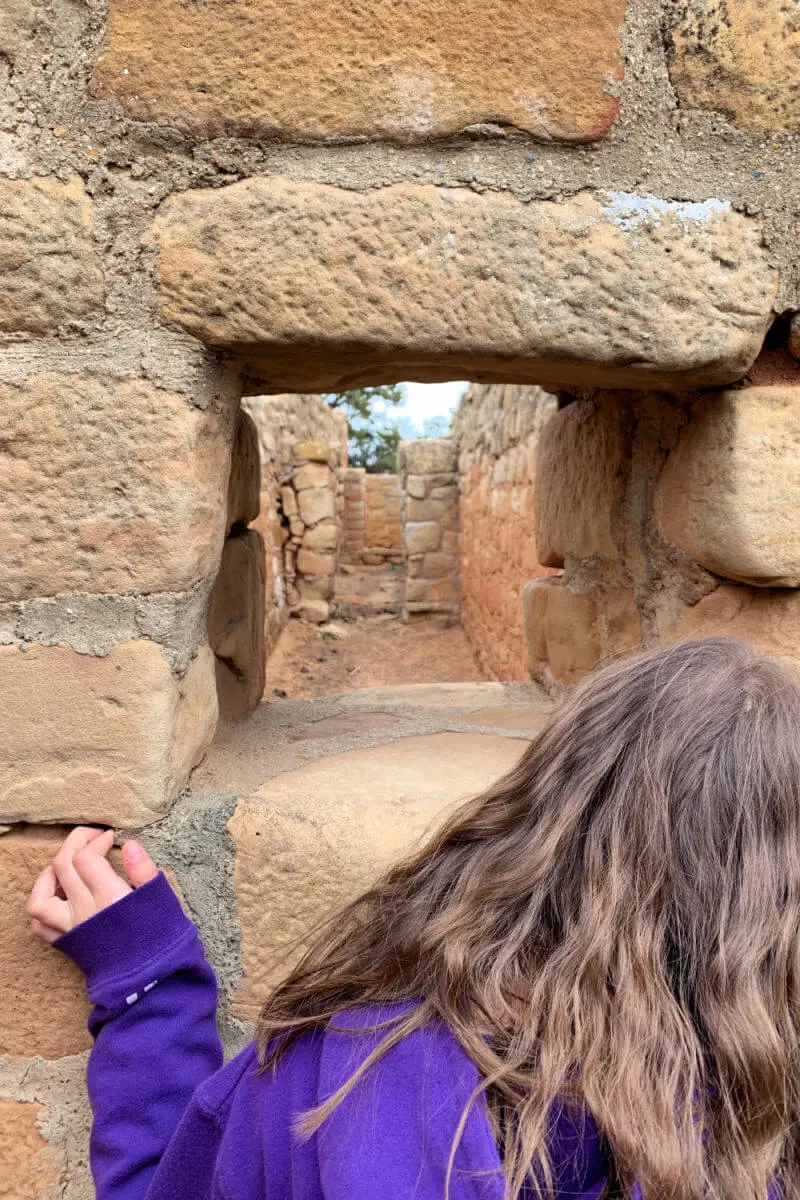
xmin=389 ymin=380 xmax=469 ymax=438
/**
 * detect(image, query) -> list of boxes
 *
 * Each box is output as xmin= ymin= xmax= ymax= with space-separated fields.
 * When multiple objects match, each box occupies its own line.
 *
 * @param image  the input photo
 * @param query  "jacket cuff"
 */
xmin=54 ymin=872 xmax=191 ymax=991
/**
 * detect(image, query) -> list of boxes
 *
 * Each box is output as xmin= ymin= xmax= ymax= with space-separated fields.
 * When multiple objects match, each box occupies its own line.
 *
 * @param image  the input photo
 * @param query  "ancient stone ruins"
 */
xmin=1 ymin=0 xmax=799 ymax=1190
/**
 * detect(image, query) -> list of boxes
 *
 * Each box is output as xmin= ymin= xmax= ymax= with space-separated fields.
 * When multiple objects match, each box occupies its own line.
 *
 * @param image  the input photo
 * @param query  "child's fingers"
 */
xmin=53 ymin=827 xmax=106 ymax=918
xmin=120 ymin=841 xmax=159 ymax=888
xmin=73 ymin=840 xmax=131 ymax=908
xmin=30 ymin=916 xmax=64 ymax=945
xmin=26 ymin=864 xmax=72 ymax=933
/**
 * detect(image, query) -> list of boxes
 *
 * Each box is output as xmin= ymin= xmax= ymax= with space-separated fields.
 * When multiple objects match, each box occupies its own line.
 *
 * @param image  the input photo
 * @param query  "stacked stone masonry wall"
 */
xmin=342 ymin=471 xmax=403 ymax=565
xmin=2 ymin=0 xmax=800 ymax=1185
xmin=453 ymin=384 xmax=561 ymax=680
xmin=399 ymin=439 xmax=460 ymax=620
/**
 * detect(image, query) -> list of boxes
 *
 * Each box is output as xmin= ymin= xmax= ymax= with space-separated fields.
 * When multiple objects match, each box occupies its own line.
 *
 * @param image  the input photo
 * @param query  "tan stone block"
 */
xmin=535 ymin=397 xmax=624 ymax=568
xmin=404 ymin=521 xmax=441 ymax=554
xmin=289 ymin=517 xmax=305 ymax=538
xmin=0 ymin=641 xmax=217 ymax=826
xmin=297 ymin=575 xmax=334 ymax=601
xmin=426 ymin=576 xmax=458 ymax=603
xmin=665 ymin=584 xmax=800 ymax=670
xmin=297 ymin=548 xmax=337 ymax=576
xmin=671 ymin=0 xmax=800 ymax=132
xmin=92 ymin=0 xmax=626 ymax=142
xmin=0 ymin=1098 xmax=65 ymax=1196
xmin=421 ymin=552 xmax=456 ymax=579
xmin=0 ymin=828 xmax=90 ymax=1058
xmin=601 ymin=587 xmax=642 ymax=657
xmin=296 ymin=598 xmax=330 ymax=623
xmin=406 ymin=497 xmax=444 ymax=522
xmin=297 ymin=486 xmax=335 ymax=526
xmin=280 ymin=486 xmax=298 ymax=518
xmin=521 ymin=578 xmax=554 ymax=669
xmin=229 ymin=731 xmax=528 ymax=1010
xmin=545 ymin=583 xmax=601 ymax=685
xmin=208 ymin=531 xmax=266 ymax=720
xmin=0 ymin=176 xmax=103 ymax=336
xmin=441 ymin=530 xmax=459 ymax=555
xmin=302 ymin=521 xmax=340 ymax=553
xmin=655 ymin=384 xmax=800 ymax=587
xmin=0 ymin=374 xmax=230 ymax=601
xmin=293 ymin=462 xmax=331 ymax=491
xmin=227 ymin=408 xmax=260 ymax=531
xmin=293 ymin=442 xmax=330 ymax=462
xmin=153 ymin=182 xmax=776 ymax=394
xmin=400 ymin=438 xmax=458 ymax=476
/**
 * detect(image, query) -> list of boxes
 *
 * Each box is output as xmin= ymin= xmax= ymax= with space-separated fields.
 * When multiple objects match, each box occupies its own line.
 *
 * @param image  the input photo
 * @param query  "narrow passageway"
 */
xmin=265 ymin=563 xmax=486 ymax=700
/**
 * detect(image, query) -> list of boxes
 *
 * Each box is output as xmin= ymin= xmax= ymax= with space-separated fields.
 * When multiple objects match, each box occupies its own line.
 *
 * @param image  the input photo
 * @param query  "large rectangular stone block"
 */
xmin=208 ymin=531 xmax=266 ymax=721
xmin=0 ymin=641 xmax=217 ymax=825
xmin=0 ymin=1097 xmax=65 ymax=1197
xmin=664 ymin=583 xmax=800 ymax=671
xmin=0 ymin=176 xmax=103 ymax=336
xmin=227 ymin=408 xmax=260 ymax=532
xmin=0 ymin=373 xmax=232 ymax=600
xmin=655 ymin=384 xmax=800 ymax=587
xmin=92 ymin=0 xmax=627 ymax=142
xmin=153 ymin=181 xmax=777 ymax=394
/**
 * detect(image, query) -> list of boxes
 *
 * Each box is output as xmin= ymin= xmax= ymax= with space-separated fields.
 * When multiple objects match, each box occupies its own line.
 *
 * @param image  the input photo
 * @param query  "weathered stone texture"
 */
xmin=0 ymin=829 xmax=90 ymax=1058
xmin=0 ymin=177 xmax=103 ymax=336
xmin=535 ymin=396 xmax=626 ymax=567
xmin=0 ymin=374 xmax=231 ymax=601
xmin=227 ymin=409 xmax=260 ymax=532
xmin=0 ymin=641 xmax=217 ymax=826
xmin=229 ymin=732 xmax=528 ymax=1013
xmin=671 ymin=0 xmax=800 ymax=132
xmin=664 ymin=584 xmax=800 ymax=670
xmin=0 ymin=1098 xmax=65 ymax=1197
xmin=154 ymin=182 xmax=777 ymax=394
xmin=523 ymin=578 xmax=601 ymax=686
xmin=92 ymin=0 xmax=626 ymax=142
xmin=208 ymin=531 xmax=266 ymax=721
xmin=656 ymin=384 xmax=800 ymax=587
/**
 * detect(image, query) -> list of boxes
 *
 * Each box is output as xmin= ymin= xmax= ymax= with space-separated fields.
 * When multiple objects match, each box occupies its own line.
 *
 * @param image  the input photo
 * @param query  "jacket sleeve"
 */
xmin=54 ymin=872 xmax=224 ymax=1200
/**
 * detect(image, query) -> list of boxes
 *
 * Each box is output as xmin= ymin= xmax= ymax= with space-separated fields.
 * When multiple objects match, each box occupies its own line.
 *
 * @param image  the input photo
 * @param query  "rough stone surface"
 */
xmin=790 ymin=316 xmax=800 ymax=362
xmin=229 ymin=731 xmax=528 ymax=1010
xmin=0 ymin=828 xmax=90 ymax=1058
xmin=208 ymin=531 xmax=266 ymax=721
xmin=154 ymin=181 xmax=777 ymax=394
xmin=522 ymin=578 xmax=602 ymax=686
xmin=670 ymin=0 xmax=800 ymax=133
xmin=455 ymin=705 xmax=552 ymax=733
xmin=227 ymin=409 xmax=260 ymax=532
xmin=0 ymin=1098 xmax=65 ymax=1197
xmin=92 ymin=0 xmax=626 ymax=142
xmin=297 ymin=487 xmax=336 ymax=526
xmin=0 ymin=374 xmax=232 ymax=601
xmin=535 ymin=396 xmax=626 ymax=567
xmin=656 ymin=384 xmax=800 ymax=587
xmin=339 ymin=681 xmax=506 ymax=707
xmin=0 ymin=641 xmax=218 ymax=826
xmin=0 ymin=176 xmax=103 ymax=336
xmin=665 ymin=583 xmax=800 ymax=670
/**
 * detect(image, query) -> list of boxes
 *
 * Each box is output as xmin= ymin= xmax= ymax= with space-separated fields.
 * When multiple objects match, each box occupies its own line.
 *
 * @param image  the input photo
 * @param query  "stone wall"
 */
xmin=243 ymin=396 xmax=347 ymax=649
xmin=399 ymin=439 xmax=460 ymax=621
xmin=280 ymin=442 xmax=344 ymax=624
xmin=342 ymin=470 xmax=403 ymax=565
xmin=2 ymin=0 xmax=800 ymax=1180
xmin=524 ymin=344 xmax=800 ymax=691
xmin=453 ymin=384 xmax=560 ymax=679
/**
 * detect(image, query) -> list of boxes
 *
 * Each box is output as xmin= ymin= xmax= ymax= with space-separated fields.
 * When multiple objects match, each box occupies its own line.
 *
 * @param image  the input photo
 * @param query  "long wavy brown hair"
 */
xmin=257 ymin=637 xmax=800 ymax=1198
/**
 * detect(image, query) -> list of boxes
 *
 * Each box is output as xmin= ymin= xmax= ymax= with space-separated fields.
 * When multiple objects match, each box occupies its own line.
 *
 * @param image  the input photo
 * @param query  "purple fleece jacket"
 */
xmin=54 ymin=873 xmax=778 ymax=1200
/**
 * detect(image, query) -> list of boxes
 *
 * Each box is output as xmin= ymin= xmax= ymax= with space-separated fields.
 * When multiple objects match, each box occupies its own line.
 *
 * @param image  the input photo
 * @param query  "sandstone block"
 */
xmin=208 ymin=531 xmax=266 ymax=720
xmin=665 ymin=584 xmax=800 ymax=670
xmin=297 ymin=548 xmax=337 ymax=576
xmin=154 ymin=182 xmax=776 ymax=394
xmin=422 ymin=552 xmax=455 ymax=578
xmin=0 ymin=176 xmax=104 ymax=336
xmin=293 ymin=462 xmax=332 ymax=491
xmin=400 ymin=438 xmax=458 ymax=476
xmin=0 ymin=641 xmax=217 ymax=826
xmin=601 ymin=587 xmax=642 ymax=657
xmin=297 ymin=575 xmax=334 ymax=601
xmin=406 ymin=497 xmax=445 ymax=523
xmin=227 ymin=409 xmax=260 ymax=531
xmin=229 ymin=732 xmax=528 ymax=1010
xmin=297 ymin=486 xmax=335 ymax=526
xmin=289 ymin=517 xmax=305 ymax=538
xmin=280 ymin=486 xmax=298 ymax=518
xmin=535 ymin=397 xmax=624 ymax=567
xmin=656 ymin=385 xmax=800 ymax=587
xmin=0 ymin=373 xmax=231 ymax=601
xmin=294 ymin=442 xmax=330 ymax=463
xmin=405 ymin=522 xmax=441 ymax=555
xmin=92 ymin=0 xmax=626 ymax=142
xmin=670 ymin=0 xmax=800 ymax=132
xmin=405 ymin=475 xmax=427 ymax=501
xmin=296 ymin=598 xmax=330 ymax=623
xmin=302 ymin=521 xmax=340 ymax=553
xmin=0 ymin=1098 xmax=65 ymax=1197
xmin=442 ymin=530 xmax=459 ymax=555
xmin=522 ymin=578 xmax=601 ymax=685
xmin=0 ymin=828 xmax=90 ymax=1058
xmin=361 ymin=552 xmax=384 ymax=567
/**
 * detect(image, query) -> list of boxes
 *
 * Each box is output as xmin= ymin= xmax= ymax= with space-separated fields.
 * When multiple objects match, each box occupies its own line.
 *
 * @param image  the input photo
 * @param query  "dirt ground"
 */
xmin=266 ymin=564 xmax=486 ymax=699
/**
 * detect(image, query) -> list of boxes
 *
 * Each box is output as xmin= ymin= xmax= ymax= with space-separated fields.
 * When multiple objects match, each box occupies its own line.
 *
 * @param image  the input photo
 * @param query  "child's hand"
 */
xmin=27 ymin=826 xmax=159 ymax=944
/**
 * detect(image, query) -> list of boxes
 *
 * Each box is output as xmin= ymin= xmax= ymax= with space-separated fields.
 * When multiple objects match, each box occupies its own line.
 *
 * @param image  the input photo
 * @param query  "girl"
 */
xmin=28 ymin=636 xmax=799 ymax=1200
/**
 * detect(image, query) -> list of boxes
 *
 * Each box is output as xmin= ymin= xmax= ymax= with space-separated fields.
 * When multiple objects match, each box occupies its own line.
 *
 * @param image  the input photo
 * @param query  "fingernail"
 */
xmin=121 ymin=841 xmax=144 ymax=863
